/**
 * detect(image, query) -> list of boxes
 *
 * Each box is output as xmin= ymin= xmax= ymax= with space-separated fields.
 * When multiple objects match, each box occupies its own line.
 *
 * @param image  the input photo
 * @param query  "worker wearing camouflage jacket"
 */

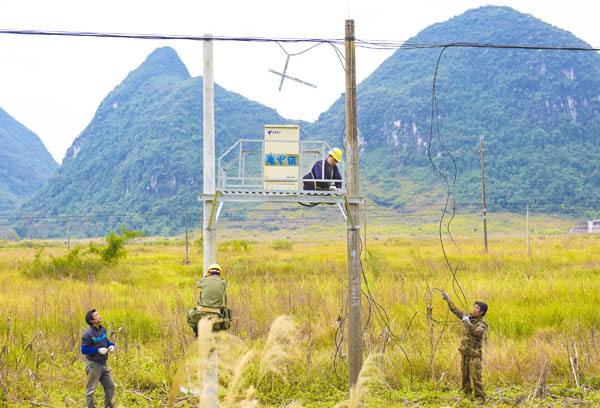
xmin=187 ymin=263 xmax=230 ymax=335
xmin=442 ymin=292 xmax=488 ymax=400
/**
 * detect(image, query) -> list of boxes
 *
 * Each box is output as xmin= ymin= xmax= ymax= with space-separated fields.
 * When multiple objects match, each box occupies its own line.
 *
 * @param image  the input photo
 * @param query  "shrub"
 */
xmin=219 ymin=239 xmax=252 ymax=253
xmin=23 ymin=247 xmax=103 ymax=279
xmin=88 ymin=227 xmax=144 ymax=263
xmin=271 ymin=240 xmax=293 ymax=251
xmin=23 ymin=227 xmax=143 ymax=279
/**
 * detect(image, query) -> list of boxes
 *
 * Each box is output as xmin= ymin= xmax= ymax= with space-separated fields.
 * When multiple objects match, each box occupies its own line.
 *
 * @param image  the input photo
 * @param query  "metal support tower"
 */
xmin=199 ymin=22 xmax=365 ymax=397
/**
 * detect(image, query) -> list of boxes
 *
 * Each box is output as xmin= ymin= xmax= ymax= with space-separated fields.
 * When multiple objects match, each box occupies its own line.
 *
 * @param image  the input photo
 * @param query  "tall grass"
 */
xmin=334 ymin=354 xmax=384 ymax=408
xmin=2 ymin=234 xmax=600 ymax=406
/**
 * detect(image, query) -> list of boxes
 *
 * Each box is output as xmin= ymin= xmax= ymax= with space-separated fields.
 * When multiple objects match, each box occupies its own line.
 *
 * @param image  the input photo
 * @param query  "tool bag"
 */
xmin=215 ymin=293 xmax=231 ymax=331
xmin=215 ymin=307 xmax=232 ymax=331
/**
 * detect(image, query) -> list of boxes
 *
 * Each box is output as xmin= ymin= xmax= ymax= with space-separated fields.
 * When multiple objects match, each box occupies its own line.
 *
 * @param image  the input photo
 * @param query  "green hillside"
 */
xmin=18 ymin=47 xmax=287 ymax=236
xmin=17 ymin=6 xmax=600 ymax=237
xmin=308 ymin=6 xmax=600 ymax=214
xmin=0 ymin=107 xmax=57 ymax=212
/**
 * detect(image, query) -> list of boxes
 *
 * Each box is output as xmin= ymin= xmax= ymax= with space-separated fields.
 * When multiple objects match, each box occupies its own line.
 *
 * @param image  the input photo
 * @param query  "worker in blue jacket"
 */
xmin=81 ymin=309 xmax=115 ymax=408
xmin=303 ymin=148 xmax=343 ymax=191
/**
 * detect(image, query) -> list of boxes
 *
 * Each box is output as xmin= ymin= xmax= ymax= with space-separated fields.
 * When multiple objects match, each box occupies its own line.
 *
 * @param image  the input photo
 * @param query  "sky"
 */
xmin=1 ymin=0 xmax=599 ymax=163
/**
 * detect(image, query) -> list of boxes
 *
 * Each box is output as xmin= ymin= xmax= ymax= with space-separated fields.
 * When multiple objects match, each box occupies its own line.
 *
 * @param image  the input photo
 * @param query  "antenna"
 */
xmin=269 ymin=68 xmax=317 ymax=90
xmin=269 ymin=43 xmax=317 ymax=91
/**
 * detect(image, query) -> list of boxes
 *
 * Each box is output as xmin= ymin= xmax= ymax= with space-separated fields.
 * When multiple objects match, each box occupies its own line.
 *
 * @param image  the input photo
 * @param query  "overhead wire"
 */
xmin=3 ymin=28 xmax=600 ymax=54
xmin=2 ymin=205 xmax=598 ymax=229
xmin=357 ymin=233 xmax=415 ymax=384
xmin=428 ymin=45 xmax=469 ymax=309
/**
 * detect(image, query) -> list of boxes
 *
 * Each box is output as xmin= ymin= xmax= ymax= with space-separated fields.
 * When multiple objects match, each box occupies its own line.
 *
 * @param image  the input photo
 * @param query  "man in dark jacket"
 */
xmin=303 ymin=147 xmax=343 ymax=191
xmin=442 ymin=293 xmax=488 ymax=400
xmin=81 ymin=309 xmax=115 ymax=408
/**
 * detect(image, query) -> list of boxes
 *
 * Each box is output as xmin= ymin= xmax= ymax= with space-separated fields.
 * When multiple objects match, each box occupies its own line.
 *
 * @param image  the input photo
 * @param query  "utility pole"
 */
xmin=345 ymin=18 xmax=362 ymax=388
xmin=67 ymin=214 xmax=71 ymax=251
xmin=201 ymin=34 xmax=218 ymax=408
xmin=479 ymin=136 xmax=488 ymax=253
xmin=364 ymin=203 xmax=367 ymax=253
xmin=526 ymin=203 xmax=531 ymax=257
xmin=184 ymin=208 xmax=190 ymax=264
xmin=202 ymin=34 xmax=217 ymax=274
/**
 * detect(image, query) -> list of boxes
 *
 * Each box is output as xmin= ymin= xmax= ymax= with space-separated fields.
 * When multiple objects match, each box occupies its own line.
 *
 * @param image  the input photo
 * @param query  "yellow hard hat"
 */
xmin=207 ymin=263 xmax=222 ymax=276
xmin=328 ymin=148 xmax=343 ymax=163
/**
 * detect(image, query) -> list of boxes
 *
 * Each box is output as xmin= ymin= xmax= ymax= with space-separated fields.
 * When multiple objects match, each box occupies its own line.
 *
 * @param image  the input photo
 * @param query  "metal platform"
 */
xmin=218 ymin=139 xmax=344 ymax=191
xmin=201 ymin=189 xmax=364 ymax=204
xmin=204 ymin=137 xmax=361 ymax=226
xmin=200 ymin=189 xmax=364 ymax=227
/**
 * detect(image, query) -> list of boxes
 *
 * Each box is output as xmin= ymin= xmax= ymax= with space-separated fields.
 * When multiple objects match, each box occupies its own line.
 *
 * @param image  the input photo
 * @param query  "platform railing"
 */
xmin=217 ymin=139 xmax=345 ymax=192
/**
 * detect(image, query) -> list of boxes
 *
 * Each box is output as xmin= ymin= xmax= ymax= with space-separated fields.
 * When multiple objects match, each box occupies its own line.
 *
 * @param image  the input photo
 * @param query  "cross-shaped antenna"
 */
xmin=269 ymin=68 xmax=317 ymax=90
xmin=276 ymin=55 xmax=290 ymax=91
xmin=269 ymin=43 xmax=317 ymax=91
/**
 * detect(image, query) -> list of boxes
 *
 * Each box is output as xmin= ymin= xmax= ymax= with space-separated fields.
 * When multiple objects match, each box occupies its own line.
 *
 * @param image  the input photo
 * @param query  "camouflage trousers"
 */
xmin=187 ymin=308 xmax=219 ymax=336
xmin=461 ymin=355 xmax=485 ymax=399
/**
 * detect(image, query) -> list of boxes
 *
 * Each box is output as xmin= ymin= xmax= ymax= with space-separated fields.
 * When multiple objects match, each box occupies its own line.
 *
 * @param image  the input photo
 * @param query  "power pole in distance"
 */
xmin=67 ymin=214 xmax=71 ymax=251
xmin=526 ymin=203 xmax=531 ymax=257
xmin=345 ymin=18 xmax=363 ymax=388
xmin=479 ymin=136 xmax=488 ymax=253
xmin=184 ymin=208 xmax=190 ymax=264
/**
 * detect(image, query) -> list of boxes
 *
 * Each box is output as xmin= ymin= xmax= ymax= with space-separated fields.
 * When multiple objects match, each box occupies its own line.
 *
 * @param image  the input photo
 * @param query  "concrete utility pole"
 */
xmin=66 ymin=214 xmax=71 ymax=251
xmin=479 ymin=136 xmax=488 ymax=253
xmin=526 ymin=203 xmax=531 ymax=257
xmin=184 ymin=208 xmax=190 ymax=264
xmin=201 ymin=34 xmax=218 ymax=408
xmin=345 ymin=19 xmax=363 ymax=388
xmin=203 ymin=35 xmax=217 ymax=274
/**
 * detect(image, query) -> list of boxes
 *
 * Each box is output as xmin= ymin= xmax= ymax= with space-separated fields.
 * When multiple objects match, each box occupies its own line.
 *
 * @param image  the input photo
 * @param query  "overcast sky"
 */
xmin=1 ymin=0 xmax=599 ymax=163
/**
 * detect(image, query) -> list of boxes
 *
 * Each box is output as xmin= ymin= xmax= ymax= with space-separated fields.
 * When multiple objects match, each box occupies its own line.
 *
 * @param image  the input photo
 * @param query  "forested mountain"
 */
xmin=0 ymin=107 xmax=57 ymax=213
xmin=308 ymin=6 xmax=600 ymax=212
xmin=18 ymin=47 xmax=286 ymax=236
xmin=17 ymin=6 xmax=600 ymax=237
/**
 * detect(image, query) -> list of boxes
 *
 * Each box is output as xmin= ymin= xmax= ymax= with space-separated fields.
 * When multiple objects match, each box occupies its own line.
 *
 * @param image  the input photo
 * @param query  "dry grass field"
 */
xmin=2 ymin=218 xmax=600 ymax=406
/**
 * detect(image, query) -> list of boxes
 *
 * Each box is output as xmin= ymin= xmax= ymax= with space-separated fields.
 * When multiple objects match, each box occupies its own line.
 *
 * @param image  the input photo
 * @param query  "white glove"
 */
xmin=98 ymin=347 xmax=108 ymax=355
xmin=329 ymin=185 xmax=338 ymax=191
xmin=108 ymin=345 xmax=115 ymax=353
xmin=462 ymin=315 xmax=470 ymax=323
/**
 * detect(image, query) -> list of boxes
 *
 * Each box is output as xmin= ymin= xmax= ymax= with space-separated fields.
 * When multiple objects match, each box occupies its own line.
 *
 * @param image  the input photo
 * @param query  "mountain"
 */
xmin=18 ymin=6 xmax=600 ymax=237
xmin=0 ymin=107 xmax=57 ymax=213
xmin=308 ymin=6 xmax=600 ymax=213
xmin=18 ymin=47 xmax=287 ymax=236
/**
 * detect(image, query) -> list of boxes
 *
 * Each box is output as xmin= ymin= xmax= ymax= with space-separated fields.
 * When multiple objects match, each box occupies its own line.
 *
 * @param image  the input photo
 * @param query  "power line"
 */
xmin=428 ymin=45 xmax=469 ymax=309
xmin=0 ymin=206 xmax=597 ymax=225
xmin=1 ymin=28 xmax=600 ymax=53
xmin=3 ymin=198 xmax=599 ymax=218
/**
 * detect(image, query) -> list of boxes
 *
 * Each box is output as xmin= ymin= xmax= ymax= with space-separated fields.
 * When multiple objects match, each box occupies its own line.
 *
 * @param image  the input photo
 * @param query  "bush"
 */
xmin=88 ymin=227 xmax=144 ymax=263
xmin=23 ymin=227 xmax=143 ymax=279
xmin=271 ymin=240 xmax=293 ymax=250
xmin=23 ymin=247 xmax=103 ymax=279
xmin=219 ymin=239 xmax=252 ymax=252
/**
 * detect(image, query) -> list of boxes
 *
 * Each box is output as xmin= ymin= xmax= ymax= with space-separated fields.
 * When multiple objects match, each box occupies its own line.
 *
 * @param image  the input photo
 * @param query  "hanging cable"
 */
xmin=428 ymin=46 xmax=469 ymax=309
